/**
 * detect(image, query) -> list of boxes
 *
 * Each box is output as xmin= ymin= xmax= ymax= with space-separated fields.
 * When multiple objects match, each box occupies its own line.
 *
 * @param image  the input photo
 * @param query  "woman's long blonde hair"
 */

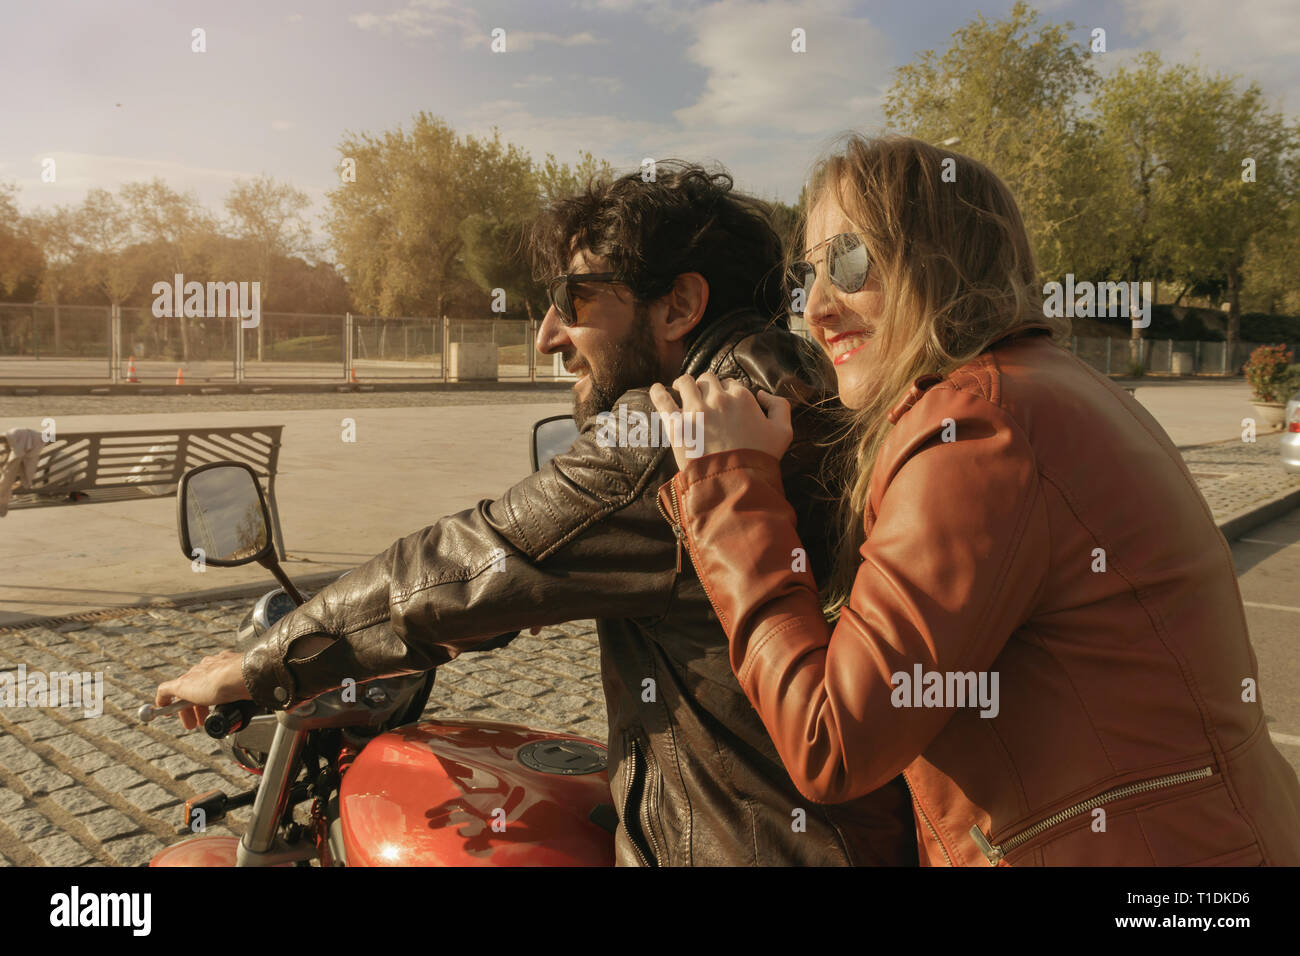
xmin=805 ymin=135 xmax=1071 ymax=616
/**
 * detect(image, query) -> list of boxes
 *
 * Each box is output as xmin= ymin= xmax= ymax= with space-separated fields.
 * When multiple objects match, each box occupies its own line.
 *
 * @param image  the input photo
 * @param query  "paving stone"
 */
xmin=20 ymin=765 xmax=74 ymax=795
xmin=50 ymin=787 xmax=108 ymax=815
xmin=0 ymin=738 xmax=42 ymax=772
xmin=122 ymin=783 xmax=181 ymax=812
xmin=69 ymin=751 xmax=114 ymax=773
xmin=90 ymin=764 xmax=148 ymax=791
xmin=2 ymin=808 xmax=56 ymax=842
xmin=29 ymin=834 xmax=93 ymax=867
xmin=0 ymin=790 xmax=25 ymax=813
xmin=22 ymin=629 xmax=68 ymax=647
xmin=155 ymin=754 xmax=205 ymax=779
xmin=21 ymin=715 xmax=70 ymax=740
xmin=185 ymin=773 xmax=234 ymax=796
xmin=82 ymin=808 xmax=141 ymax=841
xmin=45 ymin=733 xmax=99 ymax=758
xmin=103 ymin=832 xmax=165 ymax=866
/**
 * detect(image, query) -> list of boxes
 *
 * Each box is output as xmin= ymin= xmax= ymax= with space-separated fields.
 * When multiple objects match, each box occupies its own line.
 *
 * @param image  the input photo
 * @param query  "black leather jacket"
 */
xmin=241 ymin=309 xmax=916 ymax=866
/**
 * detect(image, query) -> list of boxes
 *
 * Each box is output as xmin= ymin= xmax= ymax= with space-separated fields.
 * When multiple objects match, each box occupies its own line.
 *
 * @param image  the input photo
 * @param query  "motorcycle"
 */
xmin=142 ymin=415 xmax=612 ymax=867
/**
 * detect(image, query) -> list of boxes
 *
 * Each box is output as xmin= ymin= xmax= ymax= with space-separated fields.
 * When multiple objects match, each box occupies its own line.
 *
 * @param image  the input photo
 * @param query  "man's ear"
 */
xmin=658 ymin=272 xmax=709 ymax=343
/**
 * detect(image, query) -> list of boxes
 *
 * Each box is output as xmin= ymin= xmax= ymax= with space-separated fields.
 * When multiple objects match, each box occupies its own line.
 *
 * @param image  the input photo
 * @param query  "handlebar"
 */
xmin=137 ymin=699 xmax=256 ymax=739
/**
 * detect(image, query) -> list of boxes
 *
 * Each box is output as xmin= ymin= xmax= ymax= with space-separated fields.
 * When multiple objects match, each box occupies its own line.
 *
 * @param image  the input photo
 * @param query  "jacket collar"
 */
xmin=680 ymin=308 xmax=782 ymax=378
xmin=886 ymin=322 xmax=1053 ymax=425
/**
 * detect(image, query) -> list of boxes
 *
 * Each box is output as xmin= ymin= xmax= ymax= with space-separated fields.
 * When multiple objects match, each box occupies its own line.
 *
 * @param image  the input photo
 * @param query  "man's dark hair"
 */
xmin=528 ymin=161 xmax=787 ymax=338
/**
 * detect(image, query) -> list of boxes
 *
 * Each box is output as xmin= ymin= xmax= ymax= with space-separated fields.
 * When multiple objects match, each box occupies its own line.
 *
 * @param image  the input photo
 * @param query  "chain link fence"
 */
xmin=4 ymin=302 xmax=1293 ymax=385
xmin=0 ymin=303 xmax=575 ymax=384
xmin=786 ymin=316 xmax=1293 ymax=379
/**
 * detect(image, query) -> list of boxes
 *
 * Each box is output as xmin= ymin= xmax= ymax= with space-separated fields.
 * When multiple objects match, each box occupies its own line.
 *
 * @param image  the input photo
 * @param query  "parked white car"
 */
xmin=1283 ymin=391 xmax=1300 ymax=473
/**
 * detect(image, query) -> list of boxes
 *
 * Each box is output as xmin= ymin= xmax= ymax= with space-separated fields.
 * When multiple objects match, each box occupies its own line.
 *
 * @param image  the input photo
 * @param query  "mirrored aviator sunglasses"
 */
xmin=787 ymin=234 xmax=870 ymax=315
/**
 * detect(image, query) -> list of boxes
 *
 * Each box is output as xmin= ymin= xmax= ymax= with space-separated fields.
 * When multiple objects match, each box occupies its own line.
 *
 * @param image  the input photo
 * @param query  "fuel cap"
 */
xmin=517 ymin=740 xmax=607 ymax=775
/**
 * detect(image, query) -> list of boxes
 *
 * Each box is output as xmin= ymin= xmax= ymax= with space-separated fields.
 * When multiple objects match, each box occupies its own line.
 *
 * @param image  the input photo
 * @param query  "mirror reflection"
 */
xmin=185 ymin=466 xmax=270 ymax=563
xmin=534 ymin=417 xmax=579 ymax=472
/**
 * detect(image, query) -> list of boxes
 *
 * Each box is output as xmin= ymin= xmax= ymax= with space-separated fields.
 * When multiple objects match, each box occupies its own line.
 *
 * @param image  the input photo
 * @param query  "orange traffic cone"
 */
xmin=350 ymin=366 xmax=359 ymax=384
xmin=175 ymin=367 xmax=184 ymax=385
xmin=126 ymin=356 xmax=140 ymax=383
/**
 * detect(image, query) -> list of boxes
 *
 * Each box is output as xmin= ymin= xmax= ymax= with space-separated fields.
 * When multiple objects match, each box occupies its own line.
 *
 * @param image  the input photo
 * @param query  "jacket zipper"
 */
xmin=968 ymin=766 xmax=1215 ymax=865
xmin=656 ymin=483 xmax=686 ymax=573
xmin=902 ymin=771 xmax=954 ymax=866
xmin=620 ymin=732 xmax=657 ymax=867
xmin=637 ymin=740 xmax=664 ymax=865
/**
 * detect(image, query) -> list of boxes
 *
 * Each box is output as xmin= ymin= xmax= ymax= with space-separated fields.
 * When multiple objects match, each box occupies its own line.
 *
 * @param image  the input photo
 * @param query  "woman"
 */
xmin=649 ymin=134 xmax=1300 ymax=866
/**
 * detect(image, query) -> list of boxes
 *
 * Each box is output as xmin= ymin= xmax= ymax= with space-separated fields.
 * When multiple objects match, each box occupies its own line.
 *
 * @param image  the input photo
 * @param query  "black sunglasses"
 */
xmin=787 ymin=233 xmax=870 ymax=314
xmin=546 ymin=272 xmax=628 ymax=327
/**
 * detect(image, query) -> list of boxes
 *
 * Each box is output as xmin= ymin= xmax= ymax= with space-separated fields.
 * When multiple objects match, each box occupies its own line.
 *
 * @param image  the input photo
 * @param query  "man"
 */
xmin=157 ymin=162 xmax=915 ymax=866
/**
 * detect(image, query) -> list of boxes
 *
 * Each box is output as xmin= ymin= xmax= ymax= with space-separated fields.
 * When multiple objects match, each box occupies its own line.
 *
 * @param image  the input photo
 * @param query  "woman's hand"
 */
xmin=649 ymin=373 xmax=793 ymax=471
xmin=155 ymin=650 xmax=248 ymax=730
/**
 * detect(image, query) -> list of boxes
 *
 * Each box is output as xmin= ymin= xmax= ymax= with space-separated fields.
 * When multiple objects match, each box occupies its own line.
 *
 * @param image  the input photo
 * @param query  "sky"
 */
xmin=2 ymin=0 xmax=1297 ymax=250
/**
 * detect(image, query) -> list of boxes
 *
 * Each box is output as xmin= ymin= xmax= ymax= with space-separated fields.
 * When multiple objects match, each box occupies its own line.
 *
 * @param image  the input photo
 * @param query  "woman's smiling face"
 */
xmin=800 ymin=196 xmax=889 ymax=410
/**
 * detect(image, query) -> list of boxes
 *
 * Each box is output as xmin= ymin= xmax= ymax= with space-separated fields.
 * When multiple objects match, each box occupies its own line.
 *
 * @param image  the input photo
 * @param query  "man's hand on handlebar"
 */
xmin=155 ymin=650 xmax=249 ymax=730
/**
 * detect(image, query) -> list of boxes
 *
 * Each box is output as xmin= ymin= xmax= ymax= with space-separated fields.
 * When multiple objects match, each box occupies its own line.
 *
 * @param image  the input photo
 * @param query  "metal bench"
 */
xmin=1 ymin=425 xmax=287 ymax=559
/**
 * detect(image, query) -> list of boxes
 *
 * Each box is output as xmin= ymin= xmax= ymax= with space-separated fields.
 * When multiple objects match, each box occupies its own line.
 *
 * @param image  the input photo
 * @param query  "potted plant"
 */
xmin=1243 ymin=344 xmax=1296 ymax=430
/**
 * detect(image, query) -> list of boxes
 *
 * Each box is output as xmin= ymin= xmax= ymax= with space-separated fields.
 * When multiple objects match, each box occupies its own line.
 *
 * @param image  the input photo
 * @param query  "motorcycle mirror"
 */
xmin=177 ymin=461 xmax=275 ymax=567
xmin=531 ymin=415 xmax=579 ymax=473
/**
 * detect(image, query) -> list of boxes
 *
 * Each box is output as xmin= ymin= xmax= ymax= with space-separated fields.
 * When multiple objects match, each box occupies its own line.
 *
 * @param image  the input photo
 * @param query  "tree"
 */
xmin=75 ymin=188 xmax=142 ymax=308
xmin=883 ymin=1 xmax=1103 ymax=279
xmin=1162 ymin=77 xmax=1296 ymax=352
xmin=324 ymin=113 xmax=537 ymax=320
xmin=27 ymin=206 xmax=83 ymax=354
xmin=0 ymin=183 xmax=44 ymax=301
xmin=460 ymin=150 xmax=617 ymax=322
xmin=224 ymin=175 xmax=314 ymax=358
xmin=121 ymin=178 xmax=216 ymax=361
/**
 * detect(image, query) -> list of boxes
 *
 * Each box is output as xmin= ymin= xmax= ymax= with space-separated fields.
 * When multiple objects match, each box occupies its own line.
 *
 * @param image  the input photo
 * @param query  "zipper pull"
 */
xmin=969 ymin=825 xmax=1005 ymax=865
xmin=671 ymin=525 xmax=684 ymax=572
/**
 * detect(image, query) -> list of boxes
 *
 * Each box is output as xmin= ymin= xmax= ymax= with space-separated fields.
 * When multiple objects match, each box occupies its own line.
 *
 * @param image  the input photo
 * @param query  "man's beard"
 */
xmin=572 ymin=304 xmax=662 ymax=426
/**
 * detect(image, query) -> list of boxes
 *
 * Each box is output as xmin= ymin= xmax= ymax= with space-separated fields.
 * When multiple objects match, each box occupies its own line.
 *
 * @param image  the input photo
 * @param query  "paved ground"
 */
xmin=1232 ymin=507 xmax=1300 ymax=780
xmin=0 ymin=609 xmax=605 ymax=866
xmin=0 ymin=393 xmax=571 ymax=622
xmin=1 ymin=381 xmax=1298 ymax=866
xmin=0 ymin=356 xmax=576 ymax=385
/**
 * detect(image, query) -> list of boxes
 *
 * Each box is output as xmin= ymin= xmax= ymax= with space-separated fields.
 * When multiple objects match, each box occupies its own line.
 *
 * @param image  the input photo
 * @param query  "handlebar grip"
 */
xmin=204 ymin=701 xmax=255 ymax=739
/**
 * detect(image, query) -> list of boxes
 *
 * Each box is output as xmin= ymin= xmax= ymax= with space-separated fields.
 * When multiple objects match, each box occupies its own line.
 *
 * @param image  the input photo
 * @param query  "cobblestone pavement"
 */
xmin=0 ymin=388 xmax=572 ymax=418
xmin=0 ymin=605 xmax=604 ymax=867
xmin=1182 ymin=432 xmax=1300 ymax=518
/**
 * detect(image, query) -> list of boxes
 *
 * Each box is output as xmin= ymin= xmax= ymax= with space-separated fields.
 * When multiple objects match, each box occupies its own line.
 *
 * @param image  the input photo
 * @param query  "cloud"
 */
xmin=271 ymin=119 xmax=294 ymax=131
xmin=460 ymin=30 xmax=604 ymax=51
xmin=350 ymin=0 xmax=478 ymax=39
xmin=512 ymin=74 xmax=554 ymax=89
xmin=672 ymin=0 xmax=893 ymax=134
xmin=350 ymin=0 xmax=602 ymax=50
xmin=1118 ymin=0 xmax=1300 ymax=113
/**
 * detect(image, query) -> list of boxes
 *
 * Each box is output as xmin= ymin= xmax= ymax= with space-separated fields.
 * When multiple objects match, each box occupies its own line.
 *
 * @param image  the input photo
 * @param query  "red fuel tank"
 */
xmin=339 ymin=718 xmax=615 ymax=866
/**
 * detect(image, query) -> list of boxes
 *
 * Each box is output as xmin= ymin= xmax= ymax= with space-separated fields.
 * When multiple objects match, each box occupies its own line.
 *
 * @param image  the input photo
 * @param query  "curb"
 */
xmin=0 ymin=569 xmax=349 ymax=631
xmin=1216 ymin=485 xmax=1300 ymax=543
xmin=3 ymin=488 xmax=1297 ymax=632
xmin=0 ymin=381 xmax=574 ymax=397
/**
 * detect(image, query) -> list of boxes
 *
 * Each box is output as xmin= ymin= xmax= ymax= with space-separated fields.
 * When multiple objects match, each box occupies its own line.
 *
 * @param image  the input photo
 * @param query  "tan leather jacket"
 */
xmin=240 ymin=309 xmax=916 ymax=866
xmin=658 ymin=326 xmax=1300 ymax=865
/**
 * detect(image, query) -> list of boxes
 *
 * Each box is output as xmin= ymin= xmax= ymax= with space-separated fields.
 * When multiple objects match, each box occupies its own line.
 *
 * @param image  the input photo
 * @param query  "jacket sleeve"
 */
xmin=657 ymin=387 xmax=1049 ymax=803
xmin=241 ymin=387 xmax=680 ymax=710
